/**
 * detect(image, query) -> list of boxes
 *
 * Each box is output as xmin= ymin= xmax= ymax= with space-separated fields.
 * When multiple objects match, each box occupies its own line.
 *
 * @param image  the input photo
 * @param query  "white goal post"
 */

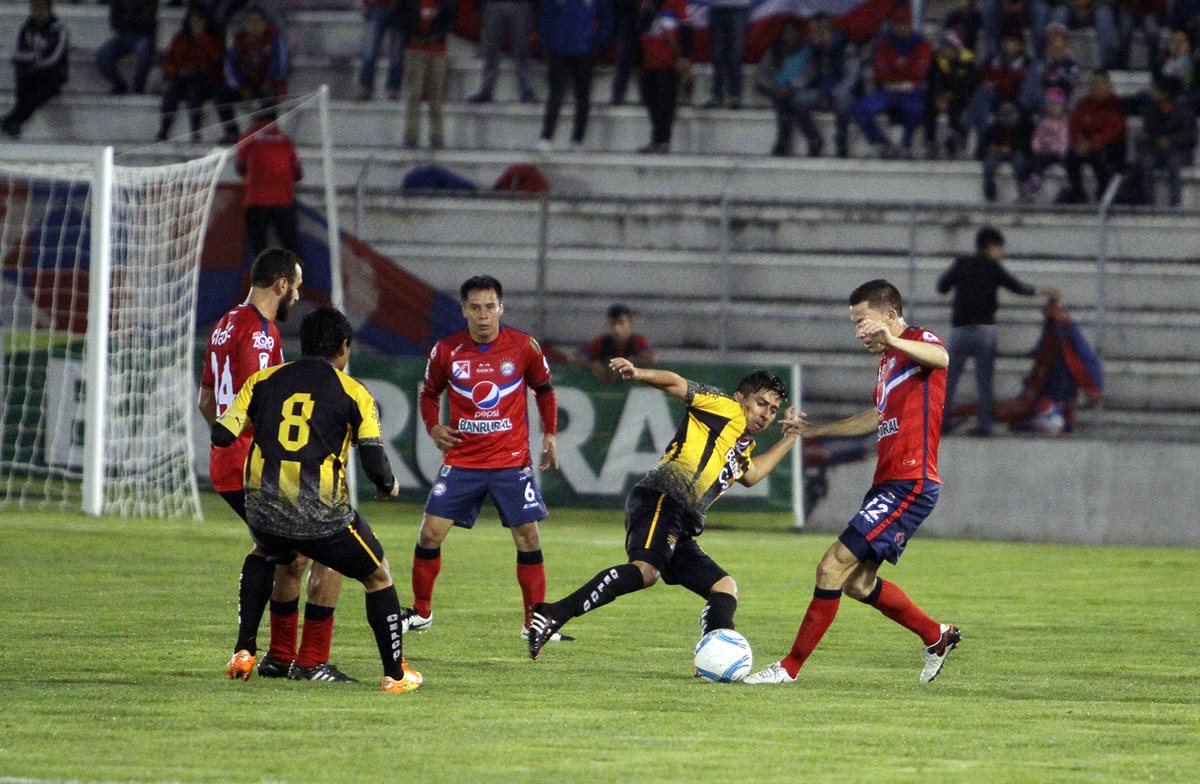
xmin=0 ymin=143 xmax=229 ymax=518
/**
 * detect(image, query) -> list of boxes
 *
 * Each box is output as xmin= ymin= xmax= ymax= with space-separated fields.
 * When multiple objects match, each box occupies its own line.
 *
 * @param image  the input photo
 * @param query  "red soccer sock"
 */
xmin=295 ymin=604 xmax=335 ymax=669
xmin=266 ymin=598 xmax=299 ymax=663
xmin=866 ymin=578 xmax=942 ymax=645
xmin=780 ymin=588 xmax=842 ymax=678
xmin=411 ymin=546 xmax=441 ymax=618
xmin=516 ymin=551 xmax=546 ymax=628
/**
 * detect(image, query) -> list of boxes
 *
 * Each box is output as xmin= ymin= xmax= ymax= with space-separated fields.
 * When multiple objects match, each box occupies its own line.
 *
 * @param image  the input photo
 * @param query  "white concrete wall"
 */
xmin=807 ymin=437 xmax=1200 ymax=547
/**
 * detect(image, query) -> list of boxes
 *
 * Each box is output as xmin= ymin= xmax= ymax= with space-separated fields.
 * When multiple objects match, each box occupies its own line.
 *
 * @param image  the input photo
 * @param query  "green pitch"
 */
xmin=0 ymin=496 xmax=1196 ymax=784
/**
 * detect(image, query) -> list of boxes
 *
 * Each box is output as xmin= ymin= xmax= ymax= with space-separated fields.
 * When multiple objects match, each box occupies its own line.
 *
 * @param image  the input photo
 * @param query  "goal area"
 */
xmin=0 ymin=144 xmax=228 ymax=518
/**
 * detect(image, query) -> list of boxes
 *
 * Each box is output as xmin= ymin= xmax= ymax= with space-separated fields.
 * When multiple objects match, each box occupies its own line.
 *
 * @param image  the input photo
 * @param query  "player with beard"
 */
xmin=200 ymin=249 xmax=350 ymax=683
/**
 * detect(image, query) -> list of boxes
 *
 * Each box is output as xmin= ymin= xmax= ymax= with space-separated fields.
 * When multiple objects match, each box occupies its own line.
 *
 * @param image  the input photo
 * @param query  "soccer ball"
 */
xmin=693 ymin=629 xmax=753 ymax=683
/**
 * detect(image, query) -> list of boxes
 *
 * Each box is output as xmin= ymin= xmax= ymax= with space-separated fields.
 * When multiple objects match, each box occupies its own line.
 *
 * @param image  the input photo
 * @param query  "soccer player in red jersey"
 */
xmin=746 ymin=279 xmax=963 ymax=685
xmin=199 ymin=249 xmax=350 ymax=682
xmin=401 ymin=275 xmax=565 ymax=641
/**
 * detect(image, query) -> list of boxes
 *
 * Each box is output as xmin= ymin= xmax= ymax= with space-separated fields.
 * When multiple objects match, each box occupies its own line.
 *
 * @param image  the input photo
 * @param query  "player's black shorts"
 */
xmin=624 ymin=487 xmax=728 ymax=597
xmin=247 ymin=513 xmax=387 ymax=581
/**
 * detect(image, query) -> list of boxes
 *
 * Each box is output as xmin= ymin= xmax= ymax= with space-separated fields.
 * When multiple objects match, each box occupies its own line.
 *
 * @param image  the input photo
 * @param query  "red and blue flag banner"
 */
xmin=197 ymin=185 xmax=463 ymax=356
xmin=453 ymin=0 xmax=896 ymax=62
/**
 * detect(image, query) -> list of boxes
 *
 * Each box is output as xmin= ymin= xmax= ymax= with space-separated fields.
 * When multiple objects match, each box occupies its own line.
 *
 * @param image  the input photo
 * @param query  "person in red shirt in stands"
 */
xmin=216 ymin=7 xmax=290 ymax=144
xmin=637 ymin=0 xmax=692 ymax=154
xmin=155 ymin=3 xmax=224 ymax=143
xmin=852 ymin=7 xmax=932 ymax=158
xmin=966 ymin=27 xmax=1030 ymax=157
xmin=1058 ymin=70 xmax=1127 ymax=204
xmin=236 ymin=109 xmax=303 ymax=258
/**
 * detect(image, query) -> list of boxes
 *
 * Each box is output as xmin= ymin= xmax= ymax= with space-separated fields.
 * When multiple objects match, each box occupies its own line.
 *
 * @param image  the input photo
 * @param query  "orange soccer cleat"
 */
xmin=226 ymin=649 xmax=256 ymax=681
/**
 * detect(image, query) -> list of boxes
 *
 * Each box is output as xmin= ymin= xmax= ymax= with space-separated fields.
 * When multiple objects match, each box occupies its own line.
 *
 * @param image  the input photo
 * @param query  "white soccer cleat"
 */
xmin=920 ymin=623 xmax=962 ymax=684
xmin=399 ymin=607 xmax=432 ymax=633
xmin=743 ymin=661 xmax=797 ymax=685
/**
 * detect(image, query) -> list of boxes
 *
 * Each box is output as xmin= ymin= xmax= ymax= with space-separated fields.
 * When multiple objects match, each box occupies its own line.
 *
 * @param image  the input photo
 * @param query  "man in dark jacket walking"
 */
xmin=95 ymin=0 xmax=158 ymax=95
xmin=537 ymin=0 xmax=614 ymax=150
xmin=937 ymin=226 xmax=1060 ymax=436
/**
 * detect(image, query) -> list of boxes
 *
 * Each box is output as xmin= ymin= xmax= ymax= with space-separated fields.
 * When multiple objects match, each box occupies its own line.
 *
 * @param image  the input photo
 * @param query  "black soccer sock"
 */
xmin=365 ymin=586 xmax=404 ymax=680
xmin=234 ymin=553 xmax=275 ymax=653
xmin=553 ymin=563 xmax=645 ymax=621
xmin=700 ymin=591 xmax=738 ymax=634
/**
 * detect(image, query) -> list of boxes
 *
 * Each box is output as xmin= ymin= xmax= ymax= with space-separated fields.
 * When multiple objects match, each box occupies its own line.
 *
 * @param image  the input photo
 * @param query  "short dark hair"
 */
xmin=250 ymin=248 xmax=300 ymax=288
xmin=460 ymin=275 xmax=503 ymax=302
xmin=735 ymin=370 xmax=788 ymax=401
xmin=300 ymin=306 xmax=353 ymax=359
xmin=1154 ymin=74 xmax=1183 ymax=98
xmin=848 ymin=279 xmax=904 ymax=316
xmin=975 ymin=225 xmax=1005 ymax=252
xmin=607 ymin=303 xmax=633 ymax=320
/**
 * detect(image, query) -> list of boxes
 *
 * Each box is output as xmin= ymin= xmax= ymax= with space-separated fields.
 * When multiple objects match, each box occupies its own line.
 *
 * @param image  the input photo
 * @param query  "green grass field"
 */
xmin=1 ymin=496 xmax=1197 ymax=784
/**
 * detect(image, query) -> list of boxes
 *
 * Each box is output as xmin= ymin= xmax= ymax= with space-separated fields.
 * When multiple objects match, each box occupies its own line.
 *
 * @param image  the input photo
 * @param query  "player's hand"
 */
xmin=430 ymin=424 xmax=463 ymax=452
xmin=377 ymin=478 xmax=399 ymax=500
xmin=779 ymin=409 xmax=814 ymax=437
xmin=855 ymin=318 xmax=892 ymax=352
xmin=539 ymin=434 xmax=559 ymax=471
xmin=609 ymin=357 xmax=638 ymax=381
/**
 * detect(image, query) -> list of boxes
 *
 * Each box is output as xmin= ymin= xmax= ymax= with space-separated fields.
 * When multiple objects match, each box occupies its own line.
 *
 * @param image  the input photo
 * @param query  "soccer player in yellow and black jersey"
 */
xmin=527 ymin=357 xmax=800 ymax=661
xmin=212 ymin=306 xmax=422 ymax=694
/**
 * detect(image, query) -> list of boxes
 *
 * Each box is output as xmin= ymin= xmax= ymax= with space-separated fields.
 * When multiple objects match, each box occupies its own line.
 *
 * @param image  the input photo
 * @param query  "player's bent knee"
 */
xmin=633 ymin=560 xmax=660 ymax=587
xmin=361 ymin=564 xmax=393 ymax=592
xmin=711 ymin=576 xmax=738 ymax=598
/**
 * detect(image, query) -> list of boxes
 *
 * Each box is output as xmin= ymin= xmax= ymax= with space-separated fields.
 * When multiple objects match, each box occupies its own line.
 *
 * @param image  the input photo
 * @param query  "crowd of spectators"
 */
xmin=5 ymin=0 xmax=1200 ymax=206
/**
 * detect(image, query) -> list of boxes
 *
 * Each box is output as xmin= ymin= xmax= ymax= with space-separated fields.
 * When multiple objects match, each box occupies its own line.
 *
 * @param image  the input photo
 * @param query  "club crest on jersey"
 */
xmin=500 ymin=360 xmax=516 ymax=377
xmin=431 ymin=482 xmax=447 ymax=496
xmin=518 ymin=466 xmax=532 ymax=480
xmin=472 ymin=381 xmax=501 ymax=409
xmin=452 ymin=360 xmax=470 ymax=379
xmin=895 ymin=532 xmax=907 ymax=546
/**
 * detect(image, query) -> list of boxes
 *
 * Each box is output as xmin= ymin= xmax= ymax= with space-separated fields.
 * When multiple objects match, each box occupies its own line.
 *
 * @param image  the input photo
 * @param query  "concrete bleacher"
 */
xmin=2 ymin=3 xmax=1196 ymax=438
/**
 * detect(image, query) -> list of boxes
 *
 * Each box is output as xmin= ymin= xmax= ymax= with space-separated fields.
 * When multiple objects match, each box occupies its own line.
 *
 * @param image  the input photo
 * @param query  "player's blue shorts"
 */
xmin=839 ymin=479 xmax=940 ymax=565
xmin=424 ymin=464 xmax=548 ymax=528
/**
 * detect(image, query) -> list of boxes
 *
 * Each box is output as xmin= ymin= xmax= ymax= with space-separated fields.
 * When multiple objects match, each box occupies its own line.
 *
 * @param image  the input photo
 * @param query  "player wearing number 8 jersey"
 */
xmin=213 ymin=306 xmax=422 ymax=693
xmin=746 ymin=279 xmax=963 ymax=686
xmin=199 ymin=249 xmax=348 ymax=683
xmin=402 ymin=275 xmax=563 ymax=641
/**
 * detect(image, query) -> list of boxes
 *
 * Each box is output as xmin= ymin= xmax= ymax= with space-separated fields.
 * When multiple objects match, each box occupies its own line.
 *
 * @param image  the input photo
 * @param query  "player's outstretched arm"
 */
xmin=739 ymin=406 xmax=801 ymax=486
xmin=608 ymin=357 xmax=689 ymax=401
xmin=780 ymin=407 xmax=878 ymax=438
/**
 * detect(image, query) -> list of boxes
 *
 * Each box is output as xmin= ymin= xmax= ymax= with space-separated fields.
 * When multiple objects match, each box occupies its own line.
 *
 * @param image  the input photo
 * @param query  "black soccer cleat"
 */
xmin=526 ymin=603 xmax=562 ymax=661
xmin=257 ymin=653 xmax=293 ymax=679
xmin=288 ymin=662 xmax=359 ymax=683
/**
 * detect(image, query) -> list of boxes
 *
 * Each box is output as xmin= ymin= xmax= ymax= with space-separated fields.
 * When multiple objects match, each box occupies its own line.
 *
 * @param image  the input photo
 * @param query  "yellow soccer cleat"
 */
xmin=226 ymin=649 xmax=256 ymax=681
xmin=381 ymin=659 xmax=423 ymax=693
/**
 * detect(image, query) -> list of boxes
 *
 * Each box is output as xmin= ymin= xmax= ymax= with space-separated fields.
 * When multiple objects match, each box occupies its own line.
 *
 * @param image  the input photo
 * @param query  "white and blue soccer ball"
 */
xmin=693 ymin=629 xmax=753 ymax=683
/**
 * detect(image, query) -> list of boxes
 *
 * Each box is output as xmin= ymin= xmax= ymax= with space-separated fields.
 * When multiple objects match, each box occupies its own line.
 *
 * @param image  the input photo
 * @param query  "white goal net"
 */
xmin=0 ymin=146 xmax=228 ymax=518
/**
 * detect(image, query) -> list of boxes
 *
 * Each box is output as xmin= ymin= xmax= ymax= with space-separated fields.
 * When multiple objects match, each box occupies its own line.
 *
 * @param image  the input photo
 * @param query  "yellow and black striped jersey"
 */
xmin=216 ymin=357 xmax=384 ymax=538
xmin=635 ymin=380 xmax=756 ymax=531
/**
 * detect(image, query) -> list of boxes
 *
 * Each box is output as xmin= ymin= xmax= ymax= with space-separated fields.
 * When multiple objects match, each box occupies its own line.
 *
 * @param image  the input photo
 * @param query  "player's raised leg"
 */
xmin=528 ymin=560 xmax=653 ymax=659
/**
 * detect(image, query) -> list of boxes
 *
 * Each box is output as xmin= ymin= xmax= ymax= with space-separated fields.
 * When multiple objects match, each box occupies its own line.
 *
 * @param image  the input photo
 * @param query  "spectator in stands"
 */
xmin=1168 ymin=0 xmax=1200 ymax=47
xmin=537 ymin=0 xmax=614 ymax=151
xmin=95 ymin=0 xmax=158 ymax=96
xmin=756 ymin=14 xmax=859 ymax=158
xmin=937 ymin=225 xmax=1060 ymax=437
xmin=853 ymin=6 xmax=931 ymax=159
xmin=357 ymin=0 xmax=407 ymax=101
xmin=706 ymin=0 xmax=750 ymax=109
xmin=967 ymin=28 xmax=1030 ymax=157
xmin=1022 ymin=86 xmax=1071 ymax=200
xmin=1135 ymin=75 xmax=1197 ymax=206
xmin=579 ymin=303 xmax=657 ymax=383
xmin=637 ymin=0 xmax=693 ymax=154
xmin=1095 ymin=0 xmax=1164 ymax=70
xmin=156 ymin=4 xmax=224 ymax=143
xmin=399 ymin=0 xmax=458 ymax=149
xmin=923 ymin=29 xmax=977 ymax=159
xmin=1019 ymin=21 xmax=1081 ymax=113
xmin=468 ymin=0 xmax=538 ymax=103
xmin=980 ymin=0 xmax=1031 ymax=60
xmin=1157 ymin=28 xmax=1194 ymax=105
xmin=217 ymin=7 xmax=290 ymax=145
xmin=208 ymin=0 xmax=293 ymax=32
xmin=236 ymin=109 xmax=303 ymax=258
xmin=610 ymin=0 xmax=640 ymax=105
xmin=1058 ymin=70 xmax=1127 ymax=203
xmin=980 ymin=100 xmax=1032 ymax=200
xmin=1029 ymin=0 xmax=1070 ymax=58
xmin=1 ymin=0 xmax=68 ymax=140
xmin=944 ymin=0 xmax=983 ymax=55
